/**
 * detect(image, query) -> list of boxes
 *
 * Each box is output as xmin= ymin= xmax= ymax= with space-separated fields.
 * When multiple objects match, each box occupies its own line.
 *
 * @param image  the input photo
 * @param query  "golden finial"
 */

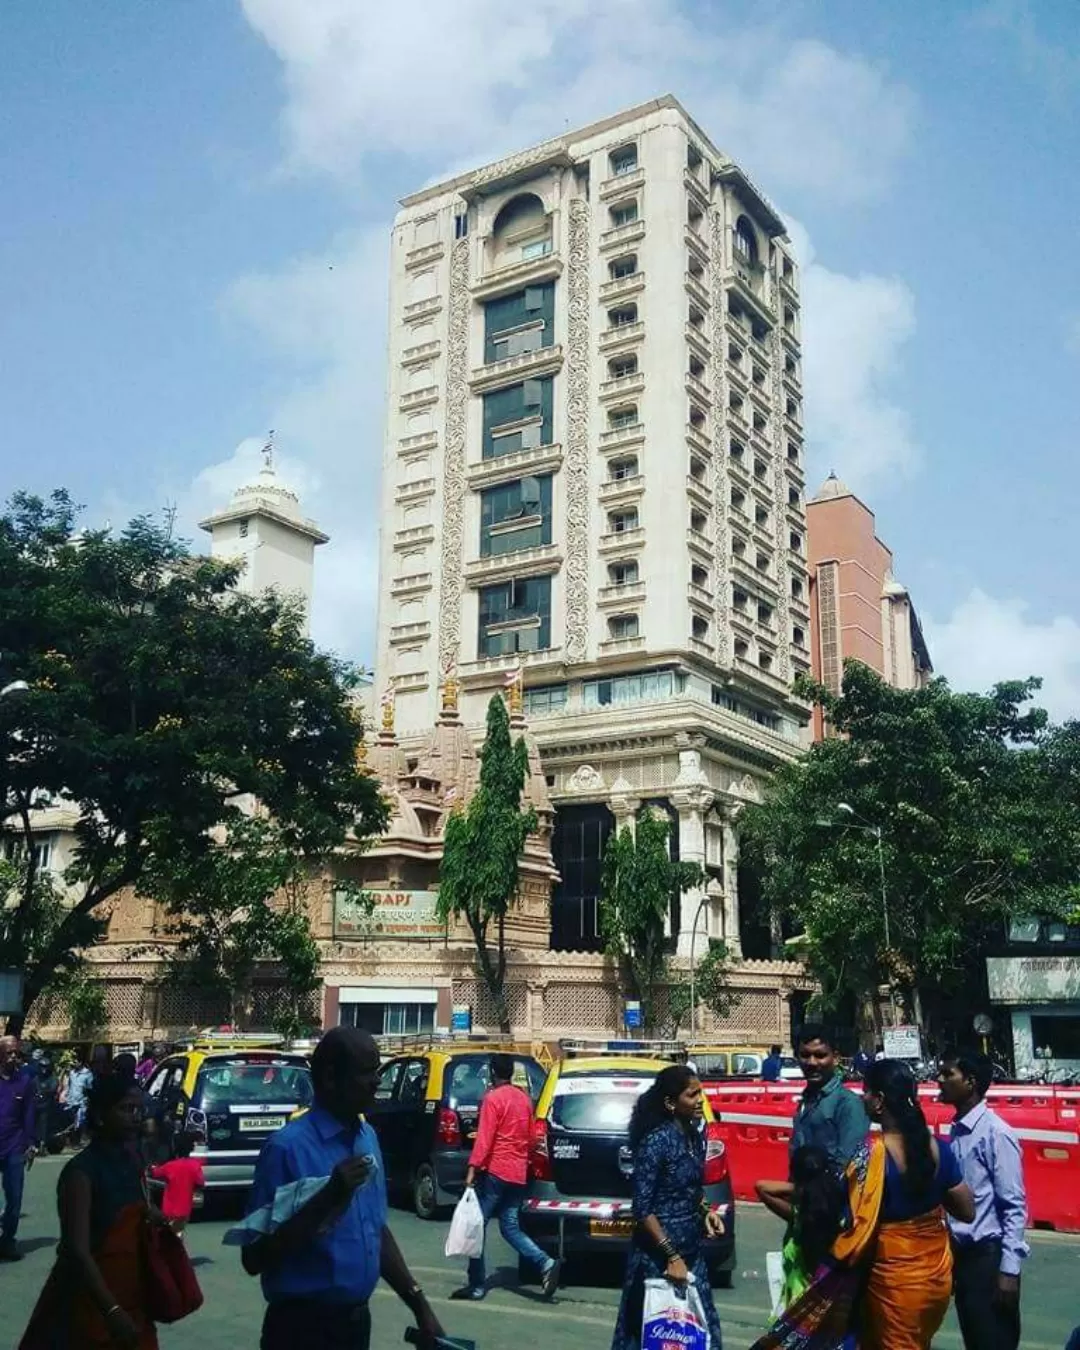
xmin=441 ymin=674 xmax=459 ymax=714
xmin=380 ymin=688 xmax=395 ymax=732
xmin=505 ymin=664 xmax=524 ymax=716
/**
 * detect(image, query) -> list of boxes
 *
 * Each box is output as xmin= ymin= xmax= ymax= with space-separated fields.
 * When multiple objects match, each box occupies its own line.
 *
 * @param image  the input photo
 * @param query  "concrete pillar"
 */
xmin=674 ymin=786 xmax=714 ymax=956
xmin=722 ymin=816 xmax=743 ymax=958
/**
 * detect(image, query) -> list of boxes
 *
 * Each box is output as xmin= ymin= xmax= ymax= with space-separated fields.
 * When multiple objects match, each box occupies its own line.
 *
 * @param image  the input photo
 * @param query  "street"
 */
xmin=3 ymin=1157 xmax=1079 ymax=1350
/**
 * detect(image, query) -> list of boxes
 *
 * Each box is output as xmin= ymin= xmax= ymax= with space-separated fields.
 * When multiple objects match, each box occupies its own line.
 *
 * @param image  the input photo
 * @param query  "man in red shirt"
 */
xmin=450 ymin=1054 xmax=559 ymax=1301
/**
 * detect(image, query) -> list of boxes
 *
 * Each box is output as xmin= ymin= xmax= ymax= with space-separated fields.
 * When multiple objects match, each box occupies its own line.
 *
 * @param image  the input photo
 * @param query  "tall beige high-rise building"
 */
xmin=375 ymin=97 xmax=811 ymax=961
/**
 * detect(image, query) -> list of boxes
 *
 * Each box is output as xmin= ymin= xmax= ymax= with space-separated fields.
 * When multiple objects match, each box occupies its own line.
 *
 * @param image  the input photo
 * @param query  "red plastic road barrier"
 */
xmin=703 ymin=1080 xmax=1080 ymax=1233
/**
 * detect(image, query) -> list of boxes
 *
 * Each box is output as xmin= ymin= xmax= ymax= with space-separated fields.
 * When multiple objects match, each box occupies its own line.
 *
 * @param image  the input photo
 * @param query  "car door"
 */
xmin=368 ymin=1060 xmax=406 ymax=1188
xmin=396 ymin=1059 xmax=431 ymax=1179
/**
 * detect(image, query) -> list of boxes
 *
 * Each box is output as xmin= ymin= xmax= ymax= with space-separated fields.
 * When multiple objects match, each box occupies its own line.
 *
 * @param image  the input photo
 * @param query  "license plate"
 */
xmin=589 ymin=1218 xmax=634 ymax=1238
xmin=239 ymin=1115 xmax=285 ymax=1132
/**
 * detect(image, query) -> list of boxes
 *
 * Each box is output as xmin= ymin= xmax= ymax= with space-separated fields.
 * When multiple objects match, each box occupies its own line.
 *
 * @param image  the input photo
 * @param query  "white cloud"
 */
xmin=241 ymin=0 xmax=915 ymax=206
xmin=786 ymin=222 xmax=919 ymax=489
xmin=924 ymin=589 xmax=1080 ymax=722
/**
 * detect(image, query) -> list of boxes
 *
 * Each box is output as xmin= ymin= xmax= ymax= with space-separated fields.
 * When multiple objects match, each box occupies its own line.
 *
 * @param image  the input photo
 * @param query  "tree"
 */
xmin=0 ymin=491 xmax=388 ymax=1033
xmin=437 ymin=695 xmax=536 ymax=1033
xmin=664 ymin=940 xmax=739 ymax=1038
xmin=145 ymin=816 xmax=325 ymax=1032
xmin=600 ymin=811 xmax=704 ymax=1033
xmin=739 ymin=661 xmax=1080 ymax=1041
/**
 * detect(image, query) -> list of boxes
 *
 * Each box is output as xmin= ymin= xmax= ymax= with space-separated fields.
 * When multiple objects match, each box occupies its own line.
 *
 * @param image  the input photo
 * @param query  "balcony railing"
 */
xmin=395 ymin=477 xmax=436 ymax=503
xmin=600 ymin=320 xmax=645 ymax=351
xmin=405 ymin=241 xmax=445 ymax=269
xmin=390 ymin=571 xmax=433 ymax=596
xmin=599 ymin=166 xmax=646 ymax=199
xmin=599 ymin=634 xmax=647 ymax=656
xmin=469 ymin=344 xmax=563 ymax=391
xmin=599 ymin=421 xmax=645 ymax=449
xmin=686 ymin=422 xmax=712 ymax=455
xmin=600 ymin=271 xmax=646 ymax=302
xmin=399 ymin=385 xmax=438 ymax=412
xmin=599 ymin=526 xmax=645 ymax=552
xmin=401 ymin=339 xmax=441 ymax=366
xmin=403 ymin=294 xmax=442 ymax=321
xmin=397 ymin=430 xmax=438 ymax=455
xmin=393 ymin=523 xmax=435 ymax=549
xmin=600 ymin=474 xmax=645 ymax=504
xmin=600 ymin=220 xmax=646 ymax=252
xmin=598 ymin=580 xmax=646 ymax=605
xmin=599 ymin=371 xmax=645 ymax=400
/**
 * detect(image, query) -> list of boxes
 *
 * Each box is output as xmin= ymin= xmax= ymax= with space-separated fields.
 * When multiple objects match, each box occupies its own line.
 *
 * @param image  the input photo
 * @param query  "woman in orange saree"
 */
xmin=20 ymin=1076 xmax=159 ymax=1350
xmin=751 ymin=1060 xmax=974 ymax=1350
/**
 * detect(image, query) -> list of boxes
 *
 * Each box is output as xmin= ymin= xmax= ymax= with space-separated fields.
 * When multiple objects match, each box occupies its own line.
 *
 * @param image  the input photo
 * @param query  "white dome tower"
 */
xmin=199 ymin=434 xmax=328 ymax=634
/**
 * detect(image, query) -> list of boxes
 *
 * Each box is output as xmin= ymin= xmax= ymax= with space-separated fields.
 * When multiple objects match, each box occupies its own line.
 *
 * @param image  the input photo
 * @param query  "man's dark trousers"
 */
xmin=0 ymin=1151 xmax=25 ymax=1244
xmin=262 ymin=1298 xmax=371 ymax=1350
xmin=952 ymin=1239 xmax=1020 ymax=1350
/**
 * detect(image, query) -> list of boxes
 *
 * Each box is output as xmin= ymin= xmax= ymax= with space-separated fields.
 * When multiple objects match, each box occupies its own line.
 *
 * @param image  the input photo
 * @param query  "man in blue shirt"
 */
xmin=790 ymin=1023 xmax=868 ymax=1172
xmin=761 ymin=1044 xmax=783 ymax=1082
xmin=241 ymin=1027 xmax=445 ymax=1350
xmin=939 ymin=1048 xmax=1028 ymax=1350
xmin=0 ymin=1036 xmax=37 ymax=1261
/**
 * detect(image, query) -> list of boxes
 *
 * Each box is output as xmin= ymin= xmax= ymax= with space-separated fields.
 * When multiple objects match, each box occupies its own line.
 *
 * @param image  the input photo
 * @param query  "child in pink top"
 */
xmin=150 ymin=1133 xmax=205 ymax=1236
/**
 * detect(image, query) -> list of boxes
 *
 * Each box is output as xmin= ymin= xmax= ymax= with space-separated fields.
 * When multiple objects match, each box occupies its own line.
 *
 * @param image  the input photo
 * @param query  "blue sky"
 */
xmin=2 ymin=0 xmax=1078 ymax=716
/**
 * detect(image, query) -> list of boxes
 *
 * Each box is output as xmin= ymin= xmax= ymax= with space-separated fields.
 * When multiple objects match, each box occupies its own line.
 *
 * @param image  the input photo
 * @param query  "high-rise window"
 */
xmin=734 ymin=217 xmax=758 ymax=264
xmin=610 ymin=144 xmax=638 ymax=176
xmin=609 ymin=200 xmax=639 ymax=229
xmin=454 ymin=209 xmax=469 ymax=239
xmin=477 ymin=576 xmax=552 ymax=656
xmin=479 ymin=475 xmax=552 ymax=557
xmin=482 ymin=377 xmax=554 ymax=459
xmin=483 ymin=283 xmax=555 ymax=364
xmin=608 ymin=613 xmax=640 ymax=640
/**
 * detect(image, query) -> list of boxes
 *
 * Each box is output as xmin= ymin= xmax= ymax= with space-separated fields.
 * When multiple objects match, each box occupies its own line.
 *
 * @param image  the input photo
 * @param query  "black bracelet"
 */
xmin=657 ymin=1236 xmax=679 ymax=1262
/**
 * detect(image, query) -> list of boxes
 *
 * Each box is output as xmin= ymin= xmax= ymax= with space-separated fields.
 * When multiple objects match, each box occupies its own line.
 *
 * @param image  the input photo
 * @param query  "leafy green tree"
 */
xmin=664 ymin=940 xmax=739 ymax=1038
xmin=65 ymin=973 xmax=108 ymax=1039
xmin=739 ymin=661 xmax=1080 ymax=1040
xmin=437 ymin=696 xmax=536 ymax=1033
xmin=0 ymin=490 xmax=387 ymax=1034
xmin=145 ymin=816 xmax=324 ymax=1031
xmin=600 ymin=811 xmax=704 ymax=1032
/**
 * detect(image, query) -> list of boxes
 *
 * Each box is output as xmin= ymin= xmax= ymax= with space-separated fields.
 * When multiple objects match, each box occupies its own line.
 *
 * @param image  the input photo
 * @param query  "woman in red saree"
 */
xmin=20 ymin=1075 xmax=159 ymax=1350
xmin=751 ymin=1059 xmax=974 ymax=1350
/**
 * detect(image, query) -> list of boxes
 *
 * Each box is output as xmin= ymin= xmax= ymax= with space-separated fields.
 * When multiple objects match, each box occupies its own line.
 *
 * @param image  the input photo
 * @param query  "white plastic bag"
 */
xmin=445 ymin=1186 xmax=485 ymax=1259
xmin=642 ymin=1275 xmax=710 ymax=1350
xmin=765 ymin=1250 xmax=785 ymax=1317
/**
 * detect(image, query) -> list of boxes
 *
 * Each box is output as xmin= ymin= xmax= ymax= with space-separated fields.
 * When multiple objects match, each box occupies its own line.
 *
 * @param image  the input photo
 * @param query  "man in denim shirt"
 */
xmin=242 ymin=1027 xmax=445 ymax=1350
xmin=790 ymin=1024 xmax=868 ymax=1172
xmin=940 ymin=1049 xmax=1028 ymax=1350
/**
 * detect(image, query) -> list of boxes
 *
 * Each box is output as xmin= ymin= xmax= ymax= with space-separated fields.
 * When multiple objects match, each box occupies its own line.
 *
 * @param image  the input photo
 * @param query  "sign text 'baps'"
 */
xmin=334 ymin=889 xmax=445 ymax=939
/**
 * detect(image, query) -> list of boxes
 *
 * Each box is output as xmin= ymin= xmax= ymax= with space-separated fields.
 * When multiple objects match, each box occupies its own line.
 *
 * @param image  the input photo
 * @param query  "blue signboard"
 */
xmin=451 ymin=1005 xmax=472 ymax=1032
xmin=624 ymin=1001 xmax=642 ymax=1030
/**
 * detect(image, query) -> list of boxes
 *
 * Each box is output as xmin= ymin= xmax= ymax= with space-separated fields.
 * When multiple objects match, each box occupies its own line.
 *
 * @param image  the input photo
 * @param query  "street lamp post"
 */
xmin=830 ymin=803 xmax=898 ymax=1027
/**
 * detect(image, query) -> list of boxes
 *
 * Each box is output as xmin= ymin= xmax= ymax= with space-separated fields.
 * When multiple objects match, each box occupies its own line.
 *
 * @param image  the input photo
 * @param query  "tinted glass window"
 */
xmin=446 ymin=1057 xmax=543 ymax=1107
xmin=194 ymin=1058 xmax=313 ymax=1110
xmin=399 ymin=1060 xmax=429 ymax=1106
xmin=376 ymin=1061 xmax=404 ymax=1102
xmin=693 ymin=1054 xmax=730 ymax=1077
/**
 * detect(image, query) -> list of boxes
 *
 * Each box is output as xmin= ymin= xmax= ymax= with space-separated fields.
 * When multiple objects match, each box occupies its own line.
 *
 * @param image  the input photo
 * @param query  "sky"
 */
xmin=1 ymin=0 xmax=1078 ymax=718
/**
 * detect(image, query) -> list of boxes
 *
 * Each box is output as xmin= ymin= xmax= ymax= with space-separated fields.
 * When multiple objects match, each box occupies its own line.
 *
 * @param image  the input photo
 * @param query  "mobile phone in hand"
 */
xmin=404 ymin=1328 xmax=476 ymax=1350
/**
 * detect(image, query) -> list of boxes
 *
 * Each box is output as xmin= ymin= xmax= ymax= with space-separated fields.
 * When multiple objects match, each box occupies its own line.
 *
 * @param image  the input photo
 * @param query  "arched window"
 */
xmin=734 ymin=216 xmax=758 ymax=265
xmin=492 ymin=193 xmax=550 ymax=262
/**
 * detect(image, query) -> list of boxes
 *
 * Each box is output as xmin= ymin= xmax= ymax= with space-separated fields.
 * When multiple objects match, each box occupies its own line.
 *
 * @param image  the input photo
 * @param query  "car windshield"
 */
xmin=194 ymin=1058 xmax=314 ymax=1110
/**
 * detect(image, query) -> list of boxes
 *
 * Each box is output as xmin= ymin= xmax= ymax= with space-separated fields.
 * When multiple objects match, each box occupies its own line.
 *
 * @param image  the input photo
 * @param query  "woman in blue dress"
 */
xmin=612 ymin=1065 xmax=724 ymax=1350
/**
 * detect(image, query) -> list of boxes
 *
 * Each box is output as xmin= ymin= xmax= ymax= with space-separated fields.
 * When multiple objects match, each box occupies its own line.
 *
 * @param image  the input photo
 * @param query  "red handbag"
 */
xmin=144 ymin=1222 xmax=204 ymax=1323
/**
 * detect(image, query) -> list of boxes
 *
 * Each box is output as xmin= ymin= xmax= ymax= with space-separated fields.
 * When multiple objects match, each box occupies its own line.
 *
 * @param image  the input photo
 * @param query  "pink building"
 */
xmin=806 ymin=475 xmax=931 ymax=740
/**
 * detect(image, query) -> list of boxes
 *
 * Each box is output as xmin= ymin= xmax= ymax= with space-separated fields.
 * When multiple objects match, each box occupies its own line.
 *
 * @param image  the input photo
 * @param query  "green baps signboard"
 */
xmin=333 ymin=888 xmax=445 ymax=940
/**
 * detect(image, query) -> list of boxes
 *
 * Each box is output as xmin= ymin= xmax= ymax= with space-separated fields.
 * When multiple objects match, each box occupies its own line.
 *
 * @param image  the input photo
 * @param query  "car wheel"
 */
xmin=413 ymin=1162 xmax=438 ymax=1220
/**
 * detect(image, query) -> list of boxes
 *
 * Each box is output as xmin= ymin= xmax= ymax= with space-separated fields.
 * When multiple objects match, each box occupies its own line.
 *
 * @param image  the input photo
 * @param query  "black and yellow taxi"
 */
xmin=366 ymin=1037 xmax=550 ymax=1218
xmin=145 ymin=1035 xmax=314 ymax=1191
xmin=518 ymin=1053 xmax=736 ymax=1284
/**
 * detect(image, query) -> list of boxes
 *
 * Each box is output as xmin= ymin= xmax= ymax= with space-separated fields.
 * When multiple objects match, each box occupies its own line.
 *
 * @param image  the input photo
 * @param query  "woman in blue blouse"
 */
xmin=612 ymin=1065 xmax=724 ymax=1350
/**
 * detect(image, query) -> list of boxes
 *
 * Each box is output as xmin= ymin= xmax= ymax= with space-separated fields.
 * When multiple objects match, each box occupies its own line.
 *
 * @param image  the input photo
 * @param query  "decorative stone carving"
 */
xmin=437 ymin=238 xmax=470 ymax=675
xmin=567 ymin=763 xmax=605 ymax=793
xmin=470 ymin=138 xmax=567 ymax=188
xmin=563 ymin=196 xmax=591 ymax=663
xmin=709 ymin=208 xmax=731 ymax=664
xmin=674 ymin=743 xmax=710 ymax=787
